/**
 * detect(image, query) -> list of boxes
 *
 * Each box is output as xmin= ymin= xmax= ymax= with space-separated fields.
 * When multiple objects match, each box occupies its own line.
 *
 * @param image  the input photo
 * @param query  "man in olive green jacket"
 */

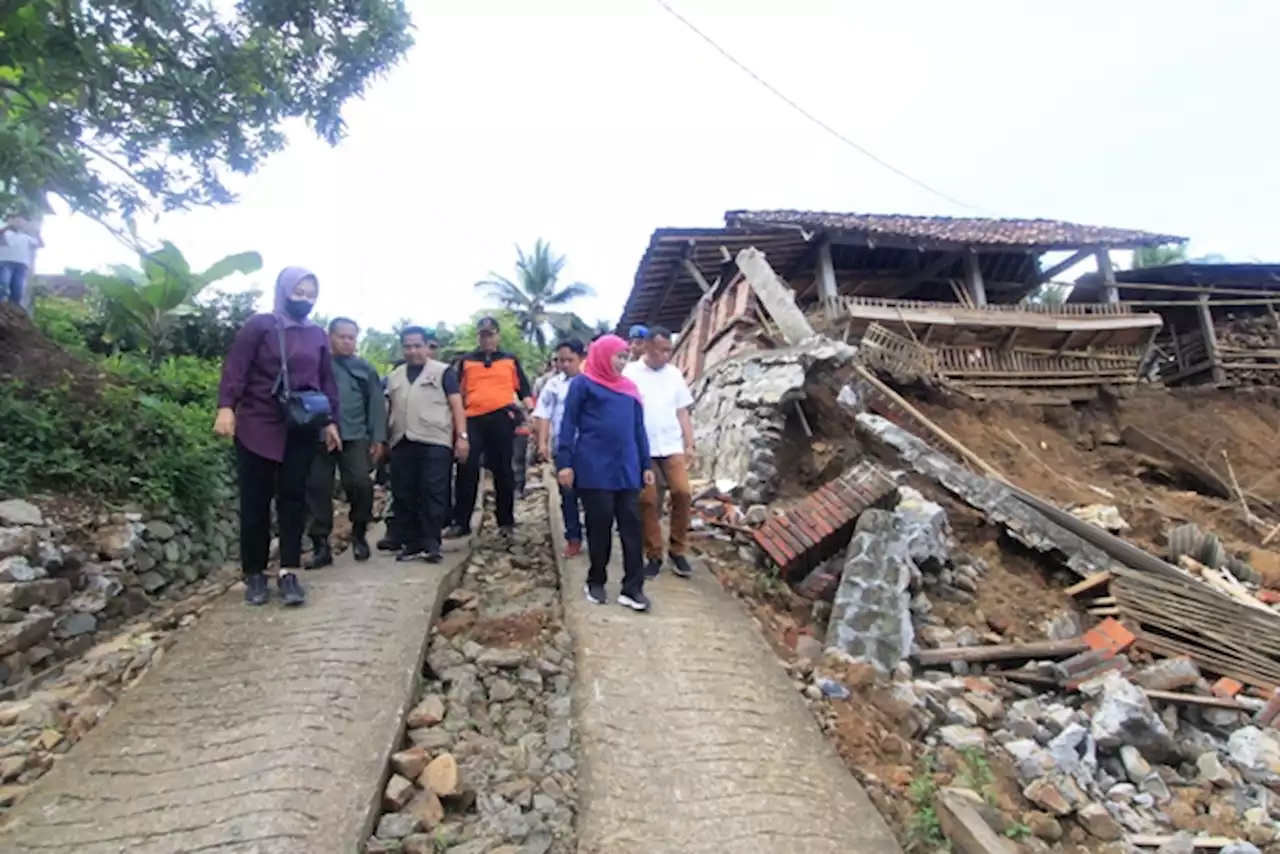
xmin=306 ymin=317 xmax=388 ymax=566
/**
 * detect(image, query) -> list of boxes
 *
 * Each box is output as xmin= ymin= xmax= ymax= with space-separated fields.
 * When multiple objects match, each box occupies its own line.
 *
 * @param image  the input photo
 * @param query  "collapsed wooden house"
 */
xmin=620 ymin=209 xmax=1186 ymax=401
xmin=1071 ymin=262 xmax=1280 ymax=388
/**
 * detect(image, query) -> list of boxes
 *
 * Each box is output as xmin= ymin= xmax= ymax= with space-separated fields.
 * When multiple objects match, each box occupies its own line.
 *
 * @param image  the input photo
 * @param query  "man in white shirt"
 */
xmin=0 ymin=215 xmax=42 ymax=312
xmin=623 ymin=326 xmax=696 ymax=579
xmin=533 ymin=339 xmax=585 ymax=556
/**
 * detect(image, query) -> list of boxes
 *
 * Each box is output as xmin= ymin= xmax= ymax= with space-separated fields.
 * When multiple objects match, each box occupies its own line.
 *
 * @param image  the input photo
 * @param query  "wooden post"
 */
xmin=964 ymin=251 xmax=987 ymax=307
xmin=1198 ymin=292 xmax=1226 ymax=384
xmin=814 ymin=239 xmax=839 ymax=320
xmin=1096 ymin=248 xmax=1118 ymax=304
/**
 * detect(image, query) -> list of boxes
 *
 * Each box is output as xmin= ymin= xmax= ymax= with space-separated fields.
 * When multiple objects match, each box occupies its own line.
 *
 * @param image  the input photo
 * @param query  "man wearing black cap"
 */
xmin=446 ymin=316 xmax=533 ymax=539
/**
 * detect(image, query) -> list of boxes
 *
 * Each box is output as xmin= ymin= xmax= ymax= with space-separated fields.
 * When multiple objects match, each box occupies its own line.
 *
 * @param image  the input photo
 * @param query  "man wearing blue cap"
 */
xmin=627 ymin=324 xmax=649 ymax=362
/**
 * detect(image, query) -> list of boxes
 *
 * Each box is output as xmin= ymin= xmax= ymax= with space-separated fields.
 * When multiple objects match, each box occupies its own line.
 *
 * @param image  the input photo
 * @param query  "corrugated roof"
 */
xmin=726 ymin=209 xmax=1185 ymax=251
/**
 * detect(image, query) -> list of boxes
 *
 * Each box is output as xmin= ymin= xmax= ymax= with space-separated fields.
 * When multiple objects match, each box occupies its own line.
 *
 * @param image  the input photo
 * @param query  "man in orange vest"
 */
xmin=445 ymin=316 xmax=533 ymax=539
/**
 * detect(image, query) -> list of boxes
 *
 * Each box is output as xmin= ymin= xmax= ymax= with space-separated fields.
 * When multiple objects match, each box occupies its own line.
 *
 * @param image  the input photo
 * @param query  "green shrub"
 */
xmin=0 ymin=373 xmax=232 ymax=517
xmin=103 ymin=354 xmax=222 ymax=408
xmin=33 ymin=296 xmax=97 ymax=355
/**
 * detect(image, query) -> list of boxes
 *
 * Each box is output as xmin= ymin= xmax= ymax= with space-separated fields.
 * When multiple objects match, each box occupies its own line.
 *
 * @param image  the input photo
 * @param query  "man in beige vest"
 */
xmin=385 ymin=327 xmax=469 ymax=562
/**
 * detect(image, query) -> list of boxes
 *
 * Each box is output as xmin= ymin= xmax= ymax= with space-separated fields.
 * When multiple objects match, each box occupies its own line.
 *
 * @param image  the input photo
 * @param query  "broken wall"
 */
xmin=689 ymin=338 xmax=859 ymax=504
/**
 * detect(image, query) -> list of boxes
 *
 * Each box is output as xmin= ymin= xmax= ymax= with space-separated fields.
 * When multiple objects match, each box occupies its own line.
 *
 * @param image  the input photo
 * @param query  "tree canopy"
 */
xmin=0 ymin=0 xmax=413 ymax=221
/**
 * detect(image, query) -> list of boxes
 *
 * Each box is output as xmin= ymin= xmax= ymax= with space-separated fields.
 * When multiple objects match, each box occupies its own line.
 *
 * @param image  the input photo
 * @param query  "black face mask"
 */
xmin=284 ymin=298 xmax=313 ymax=320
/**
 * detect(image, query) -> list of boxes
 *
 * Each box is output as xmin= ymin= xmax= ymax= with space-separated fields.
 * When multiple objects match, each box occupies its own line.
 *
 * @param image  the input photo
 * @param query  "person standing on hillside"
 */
xmin=623 ymin=325 xmax=697 ymax=580
xmin=304 ymin=317 xmax=387 ymax=569
xmin=215 ymin=267 xmax=341 ymax=607
xmin=446 ymin=317 xmax=533 ymax=540
xmin=557 ymin=334 xmax=653 ymax=611
xmin=533 ymin=339 xmax=585 ymax=556
xmin=385 ymin=327 xmax=468 ymax=563
xmin=0 ymin=214 xmax=43 ymax=312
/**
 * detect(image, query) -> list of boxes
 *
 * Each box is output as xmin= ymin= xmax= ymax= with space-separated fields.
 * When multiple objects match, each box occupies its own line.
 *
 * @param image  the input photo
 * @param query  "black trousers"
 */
xmin=391 ymin=440 xmax=453 ymax=551
xmin=579 ymin=488 xmax=644 ymax=597
xmin=513 ymin=432 xmax=530 ymax=494
xmin=237 ymin=433 xmax=318 ymax=576
xmin=305 ymin=438 xmax=373 ymax=538
xmin=453 ymin=408 xmax=517 ymax=530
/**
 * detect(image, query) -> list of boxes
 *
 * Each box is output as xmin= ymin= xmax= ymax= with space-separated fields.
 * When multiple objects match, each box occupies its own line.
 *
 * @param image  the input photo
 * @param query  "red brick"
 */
xmin=776 ymin=516 xmax=814 ymax=550
xmin=770 ymin=521 xmax=807 ymax=561
xmin=812 ymin=488 xmax=849 ymax=527
xmin=1212 ymin=677 xmax=1245 ymax=698
xmin=804 ymin=505 xmax=834 ymax=539
xmin=794 ymin=505 xmax=833 ymax=540
xmin=1083 ymin=618 xmax=1136 ymax=654
xmin=788 ymin=515 xmax=821 ymax=552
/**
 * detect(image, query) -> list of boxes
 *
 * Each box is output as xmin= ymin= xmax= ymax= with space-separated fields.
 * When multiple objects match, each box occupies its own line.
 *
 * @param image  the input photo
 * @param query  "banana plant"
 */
xmin=86 ymin=241 xmax=262 ymax=361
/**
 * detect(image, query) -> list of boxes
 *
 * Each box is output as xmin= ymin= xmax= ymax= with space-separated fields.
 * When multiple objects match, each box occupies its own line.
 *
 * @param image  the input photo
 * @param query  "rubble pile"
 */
xmin=698 ymin=455 xmax=1280 ymax=851
xmin=366 ymin=492 xmax=576 ymax=854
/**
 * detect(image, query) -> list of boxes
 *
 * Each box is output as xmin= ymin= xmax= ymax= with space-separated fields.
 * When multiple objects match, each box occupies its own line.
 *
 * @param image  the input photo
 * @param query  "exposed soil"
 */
xmin=916 ymin=388 xmax=1280 ymax=565
xmin=0 ymin=304 xmax=110 ymax=402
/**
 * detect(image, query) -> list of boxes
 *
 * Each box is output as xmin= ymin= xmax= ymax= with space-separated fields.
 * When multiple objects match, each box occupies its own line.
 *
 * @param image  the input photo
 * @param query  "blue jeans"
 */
xmin=555 ymin=453 xmax=583 ymax=543
xmin=0 ymin=262 xmax=27 ymax=306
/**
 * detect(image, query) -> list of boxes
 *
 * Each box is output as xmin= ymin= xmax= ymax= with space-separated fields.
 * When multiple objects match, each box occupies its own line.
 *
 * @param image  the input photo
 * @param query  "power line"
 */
xmin=649 ymin=0 xmax=991 ymax=214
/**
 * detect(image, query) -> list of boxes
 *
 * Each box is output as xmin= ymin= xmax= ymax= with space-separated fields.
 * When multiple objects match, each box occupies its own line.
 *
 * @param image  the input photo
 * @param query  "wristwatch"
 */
xmin=459 ymin=432 xmax=469 ymax=440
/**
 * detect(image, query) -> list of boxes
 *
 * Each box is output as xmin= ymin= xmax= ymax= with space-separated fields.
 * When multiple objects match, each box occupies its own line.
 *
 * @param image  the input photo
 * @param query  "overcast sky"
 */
xmin=39 ymin=0 xmax=1280 ymax=332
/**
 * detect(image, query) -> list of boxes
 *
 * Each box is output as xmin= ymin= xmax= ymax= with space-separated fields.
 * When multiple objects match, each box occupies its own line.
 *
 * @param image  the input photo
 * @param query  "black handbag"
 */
xmin=273 ymin=321 xmax=333 ymax=431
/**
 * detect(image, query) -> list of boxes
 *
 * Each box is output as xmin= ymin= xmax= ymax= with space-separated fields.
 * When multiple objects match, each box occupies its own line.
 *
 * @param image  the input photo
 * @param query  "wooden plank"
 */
xmin=914 ymin=639 xmax=1089 ymax=666
xmin=842 ymin=301 xmax=1162 ymax=332
xmin=1035 ymin=248 xmax=1093 ymax=285
xmin=1143 ymin=689 xmax=1253 ymax=711
xmin=1065 ymin=571 xmax=1114 ymax=597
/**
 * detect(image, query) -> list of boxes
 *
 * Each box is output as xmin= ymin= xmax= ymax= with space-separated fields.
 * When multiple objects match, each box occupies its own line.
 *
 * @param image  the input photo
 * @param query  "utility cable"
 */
xmin=650 ymin=0 xmax=992 ymax=214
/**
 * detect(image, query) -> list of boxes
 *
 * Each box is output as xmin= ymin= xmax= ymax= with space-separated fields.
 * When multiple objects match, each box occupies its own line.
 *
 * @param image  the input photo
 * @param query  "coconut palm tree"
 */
xmin=474 ymin=240 xmax=594 ymax=349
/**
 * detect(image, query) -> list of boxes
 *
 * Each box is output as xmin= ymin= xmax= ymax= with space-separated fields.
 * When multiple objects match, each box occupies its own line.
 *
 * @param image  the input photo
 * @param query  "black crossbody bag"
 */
xmin=273 ymin=321 xmax=333 ymax=431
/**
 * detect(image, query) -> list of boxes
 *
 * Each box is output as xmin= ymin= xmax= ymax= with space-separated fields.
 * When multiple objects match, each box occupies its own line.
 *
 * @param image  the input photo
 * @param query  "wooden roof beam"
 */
xmin=1035 ymin=248 xmax=1094 ymax=284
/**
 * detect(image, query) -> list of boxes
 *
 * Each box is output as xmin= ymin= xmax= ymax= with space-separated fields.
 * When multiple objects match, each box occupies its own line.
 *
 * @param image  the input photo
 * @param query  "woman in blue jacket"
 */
xmin=556 ymin=334 xmax=654 ymax=612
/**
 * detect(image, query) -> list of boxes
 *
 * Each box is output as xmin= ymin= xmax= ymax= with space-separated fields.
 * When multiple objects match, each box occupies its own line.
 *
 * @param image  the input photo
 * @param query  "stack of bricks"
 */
xmin=753 ymin=459 xmax=898 ymax=581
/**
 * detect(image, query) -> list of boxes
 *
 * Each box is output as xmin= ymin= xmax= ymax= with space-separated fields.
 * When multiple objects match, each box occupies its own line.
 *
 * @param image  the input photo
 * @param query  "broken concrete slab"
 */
xmin=854 ymin=413 xmax=1112 ymax=578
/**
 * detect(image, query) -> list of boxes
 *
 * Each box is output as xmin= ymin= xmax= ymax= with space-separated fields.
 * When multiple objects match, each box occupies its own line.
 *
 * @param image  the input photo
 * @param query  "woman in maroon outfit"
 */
xmin=215 ymin=267 xmax=341 ymax=606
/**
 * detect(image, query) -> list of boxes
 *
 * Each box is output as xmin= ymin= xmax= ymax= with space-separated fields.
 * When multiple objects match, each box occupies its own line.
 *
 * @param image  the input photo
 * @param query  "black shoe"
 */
xmin=424 ymin=548 xmax=443 ymax=564
xmin=670 ymin=554 xmax=693 ymax=579
xmin=305 ymin=537 xmax=332 ymax=570
xmin=397 ymin=547 xmax=426 ymax=562
xmin=278 ymin=572 xmax=306 ymax=606
xmin=443 ymin=525 xmax=470 ymax=540
xmin=618 ymin=591 xmax=651 ymax=612
xmin=352 ymin=531 xmax=371 ymax=562
xmin=376 ymin=536 xmax=401 ymax=552
xmin=244 ymin=574 xmax=270 ymax=606
xmin=584 ymin=583 xmax=607 ymax=605
xmin=644 ymin=558 xmax=662 ymax=580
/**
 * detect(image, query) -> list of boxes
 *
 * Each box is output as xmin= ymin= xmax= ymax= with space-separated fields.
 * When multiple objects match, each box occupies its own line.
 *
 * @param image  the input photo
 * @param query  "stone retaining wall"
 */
xmin=0 ymin=497 xmax=237 ymax=690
